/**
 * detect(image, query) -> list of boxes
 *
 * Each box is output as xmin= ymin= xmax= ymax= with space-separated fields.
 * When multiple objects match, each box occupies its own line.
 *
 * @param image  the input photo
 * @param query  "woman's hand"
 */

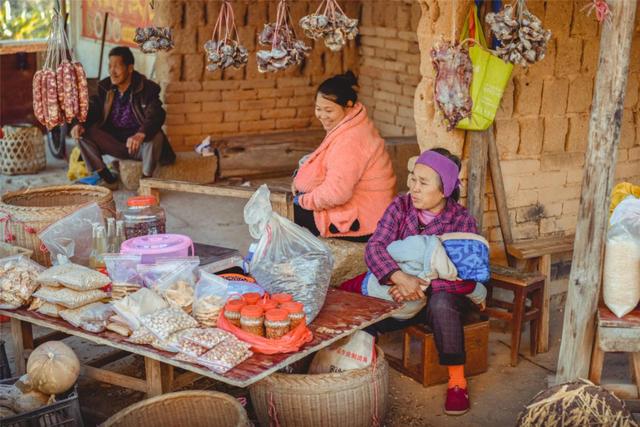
xmin=388 ymin=271 xmax=427 ymax=302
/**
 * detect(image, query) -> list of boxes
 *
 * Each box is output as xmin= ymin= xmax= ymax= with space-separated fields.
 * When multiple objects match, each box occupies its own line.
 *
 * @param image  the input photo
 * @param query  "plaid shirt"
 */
xmin=365 ymin=194 xmax=478 ymax=293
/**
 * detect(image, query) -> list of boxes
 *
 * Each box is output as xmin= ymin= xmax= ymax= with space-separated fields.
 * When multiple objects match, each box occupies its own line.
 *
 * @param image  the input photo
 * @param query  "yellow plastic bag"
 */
xmin=66 ymin=146 xmax=89 ymax=181
xmin=456 ymin=4 xmax=513 ymax=131
xmin=610 ymin=182 xmax=640 ymax=215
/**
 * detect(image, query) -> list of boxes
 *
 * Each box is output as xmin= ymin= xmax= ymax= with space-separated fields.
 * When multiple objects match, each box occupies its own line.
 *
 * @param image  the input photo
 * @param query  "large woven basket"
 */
xmin=101 ymin=391 xmax=250 ymax=427
xmin=0 ymin=185 xmax=115 ymax=265
xmin=0 ymin=125 xmax=46 ymax=175
xmin=250 ymin=346 xmax=389 ymax=427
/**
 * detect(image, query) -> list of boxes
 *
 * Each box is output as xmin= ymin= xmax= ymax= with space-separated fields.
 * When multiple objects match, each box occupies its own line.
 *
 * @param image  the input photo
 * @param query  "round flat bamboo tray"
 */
xmin=250 ymin=346 xmax=389 ymax=427
xmin=0 ymin=185 xmax=115 ymax=265
xmin=101 ymin=391 xmax=250 ymax=427
xmin=0 ymin=125 xmax=46 ymax=175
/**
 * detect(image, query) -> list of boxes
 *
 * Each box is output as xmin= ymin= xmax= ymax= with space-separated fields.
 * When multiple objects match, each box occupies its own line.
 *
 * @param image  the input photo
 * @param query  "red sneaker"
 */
xmin=444 ymin=386 xmax=470 ymax=415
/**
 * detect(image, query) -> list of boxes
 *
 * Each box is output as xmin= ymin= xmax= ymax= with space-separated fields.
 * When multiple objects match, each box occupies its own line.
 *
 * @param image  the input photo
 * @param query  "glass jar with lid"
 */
xmin=122 ymin=195 xmax=166 ymax=239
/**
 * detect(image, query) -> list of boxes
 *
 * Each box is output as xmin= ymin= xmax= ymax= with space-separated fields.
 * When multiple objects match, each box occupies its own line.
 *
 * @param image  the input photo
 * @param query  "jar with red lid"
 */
xmin=265 ymin=309 xmax=290 ymax=339
xmin=240 ymin=305 xmax=265 ymax=337
xmin=281 ymin=301 xmax=306 ymax=329
xmin=271 ymin=293 xmax=293 ymax=305
xmin=224 ymin=299 xmax=246 ymax=327
xmin=243 ymin=292 xmax=261 ymax=305
xmin=122 ymin=195 xmax=166 ymax=239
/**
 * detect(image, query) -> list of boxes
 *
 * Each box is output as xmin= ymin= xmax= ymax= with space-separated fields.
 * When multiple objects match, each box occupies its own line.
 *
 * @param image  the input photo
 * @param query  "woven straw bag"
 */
xmin=0 ymin=185 xmax=115 ymax=265
xmin=0 ymin=125 xmax=46 ymax=175
xmin=250 ymin=346 xmax=389 ymax=427
xmin=101 ymin=391 xmax=250 ymax=427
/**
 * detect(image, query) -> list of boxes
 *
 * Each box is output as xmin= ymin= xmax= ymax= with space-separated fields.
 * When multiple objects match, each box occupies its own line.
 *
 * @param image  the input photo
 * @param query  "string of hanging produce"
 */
xmin=485 ymin=0 xmax=551 ymax=67
xmin=133 ymin=0 xmax=174 ymax=54
xmin=204 ymin=1 xmax=249 ymax=72
xmin=33 ymin=10 xmax=89 ymax=130
xmin=257 ymin=0 xmax=311 ymax=73
xmin=581 ymin=0 xmax=612 ymax=24
xmin=299 ymin=0 xmax=358 ymax=52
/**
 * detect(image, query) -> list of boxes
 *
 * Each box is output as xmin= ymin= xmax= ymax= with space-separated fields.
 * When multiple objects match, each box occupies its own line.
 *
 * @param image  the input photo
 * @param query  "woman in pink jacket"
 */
xmin=292 ymin=72 xmax=397 ymax=242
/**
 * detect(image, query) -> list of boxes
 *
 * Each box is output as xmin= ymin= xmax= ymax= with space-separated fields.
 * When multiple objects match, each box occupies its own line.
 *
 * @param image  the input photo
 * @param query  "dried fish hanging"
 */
xmin=485 ymin=0 xmax=552 ymax=67
xmin=257 ymin=0 xmax=311 ymax=73
xmin=204 ymin=1 xmax=248 ymax=72
xmin=299 ymin=0 xmax=358 ymax=52
xmin=33 ymin=11 xmax=89 ymax=130
xmin=134 ymin=0 xmax=174 ymax=54
xmin=430 ymin=0 xmax=473 ymax=131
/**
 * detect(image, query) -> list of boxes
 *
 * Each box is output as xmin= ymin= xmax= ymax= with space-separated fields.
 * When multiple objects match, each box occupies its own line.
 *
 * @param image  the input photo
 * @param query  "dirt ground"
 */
xmin=0 ymin=145 xmax=635 ymax=426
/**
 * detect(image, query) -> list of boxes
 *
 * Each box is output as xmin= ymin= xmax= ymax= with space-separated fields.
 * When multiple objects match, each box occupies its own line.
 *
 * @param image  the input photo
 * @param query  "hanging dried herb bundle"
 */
xmin=257 ymin=0 xmax=310 ymax=73
xmin=299 ymin=0 xmax=358 ymax=52
xmin=204 ymin=1 xmax=249 ymax=72
xmin=486 ymin=0 xmax=552 ymax=67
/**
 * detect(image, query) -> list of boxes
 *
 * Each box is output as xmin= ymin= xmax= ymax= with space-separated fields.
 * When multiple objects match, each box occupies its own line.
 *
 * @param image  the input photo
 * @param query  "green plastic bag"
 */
xmin=456 ymin=4 xmax=513 ymax=131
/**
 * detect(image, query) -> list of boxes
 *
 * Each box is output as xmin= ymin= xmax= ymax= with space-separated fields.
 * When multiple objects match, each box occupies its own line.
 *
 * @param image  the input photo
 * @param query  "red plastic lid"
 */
xmin=241 ymin=305 xmax=264 ymax=318
xmin=243 ymin=292 xmax=261 ymax=305
xmin=258 ymin=299 xmax=278 ymax=311
xmin=272 ymin=293 xmax=293 ymax=304
xmin=225 ymin=299 xmax=246 ymax=312
xmin=127 ymin=195 xmax=157 ymax=207
xmin=265 ymin=308 xmax=289 ymax=322
xmin=281 ymin=301 xmax=304 ymax=314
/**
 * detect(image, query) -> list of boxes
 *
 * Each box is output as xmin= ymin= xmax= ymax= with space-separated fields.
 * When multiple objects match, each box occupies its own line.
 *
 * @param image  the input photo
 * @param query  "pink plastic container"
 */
xmin=120 ymin=234 xmax=194 ymax=264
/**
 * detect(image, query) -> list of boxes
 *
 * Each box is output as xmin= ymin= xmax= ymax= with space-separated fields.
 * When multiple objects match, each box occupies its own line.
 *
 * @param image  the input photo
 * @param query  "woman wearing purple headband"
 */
xmin=341 ymin=147 xmax=478 ymax=415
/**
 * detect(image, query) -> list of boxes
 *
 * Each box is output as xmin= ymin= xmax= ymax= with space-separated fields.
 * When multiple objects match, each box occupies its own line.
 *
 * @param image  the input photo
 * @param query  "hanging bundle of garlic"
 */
xmin=257 ymin=0 xmax=310 ymax=73
xmin=204 ymin=1 xmax=248 ymax=72
xmin=299 ymin=0 xmax=358 ymax=52
xmin=485 ymin=0 xmax=551 ymax=67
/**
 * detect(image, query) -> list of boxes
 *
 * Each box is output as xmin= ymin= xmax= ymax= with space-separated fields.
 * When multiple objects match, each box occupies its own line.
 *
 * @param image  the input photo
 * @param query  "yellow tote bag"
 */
xmin=456 ymin=4 xmax=513 ymax=131
xmin=67 ymin=146 xmax=89 ymax=181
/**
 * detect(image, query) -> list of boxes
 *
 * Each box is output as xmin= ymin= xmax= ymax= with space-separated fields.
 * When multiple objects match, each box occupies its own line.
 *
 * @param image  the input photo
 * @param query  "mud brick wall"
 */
xmin=415 ymin=0 xmax=640 ymax=262
xmin=152 ymin=0 xmax=361 ymax=152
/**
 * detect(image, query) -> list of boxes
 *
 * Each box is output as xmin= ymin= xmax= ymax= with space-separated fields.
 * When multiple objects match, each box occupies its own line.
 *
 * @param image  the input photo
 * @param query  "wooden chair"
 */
xmin=485 ymin=265 xmax=546 ymax=366
xmin=589 ymin=305 xmax=640 ymax=398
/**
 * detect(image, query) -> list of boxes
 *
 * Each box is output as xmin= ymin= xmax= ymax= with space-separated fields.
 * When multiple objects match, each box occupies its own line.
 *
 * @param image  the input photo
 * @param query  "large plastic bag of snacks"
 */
xmin=154 ymin=261 xmax=197 ymax=312
xmin=38 ymin=262 xmax=110 ymax=291
xmin=38 ymin=203 xmax=103 ymax=266
xmin=603 ymin=211 xmax=640 ymax=318
xmin=0 ymin=255 xmax=45 ymax=309
xmin=104 ymin=254 xmax=143 ymax=286
xmin=196 ymin=337 xmax=252 ymax=374
xmin=112 ymin=288 xmax=168 ymax=330
xmin=308 ymin=330 xmax=375 ymax=374
xmin=60 ymin=302 xmax=114 ymax=333
xmin=32 ymin=286 xmax=107 ymax=309
xmin=244 ymin=185 xmax=333 ymax=322
xmin=140 ymin=306 xmax=198 ymax=340
xmin=193 ymin=271 xmax=229 ymax=327
xmin=137 ymin=257 xmax=200 ymax=288
xmin=28 ymin=298 xmax=64 ymax=318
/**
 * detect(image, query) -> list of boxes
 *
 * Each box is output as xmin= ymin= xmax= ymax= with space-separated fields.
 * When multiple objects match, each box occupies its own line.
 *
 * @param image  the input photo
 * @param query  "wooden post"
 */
xmin=467 ymin=131 xmax=489 ymax=232
xmin=555 ymin=0 xmax=637 ymax=384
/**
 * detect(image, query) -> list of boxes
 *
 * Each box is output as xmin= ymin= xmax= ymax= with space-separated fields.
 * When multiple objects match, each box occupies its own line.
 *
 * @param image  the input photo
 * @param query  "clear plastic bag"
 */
xmin=112 ymin=288 xmax=168 ymax=330
xmin=181 ymin=327 xmax=232 ymax=349
xmin=28 ymin=298 xmax=64 ymax=318
xmin=60 ymin=302 xmax=114 ymax=333
xmin=140 ymin=306 xmax=198 ymax=340
xmin=162 ymin=328 xmax=209 ymax=357
xmin=37 ymin=262 xmax=110 ymax=291
xmin=128 ymin=327 xmax=156 ymax=345
xmin=0 ymin=255 xmax=45 ymax=309
xmin=196 ymin=338 xmax=252 ymax=373
xmin=603 ymin=217 xmax=640 ymax=318
xmin=193 ymin=271 xmax=229 ymax=327
xmin=244 ymin=185 xmax=334 ymax=322
xmin=104 ymin=254 xmax=143 ymax=287
xmin=154 ymin=262 xmax=197 ymax=311
xmin=38 ymin=203 xmax=104 ymax=266
xmin=137 ymin=257 xmax=200 ymax=289
xmin=32 ymin=286 xmax=107 ymax=309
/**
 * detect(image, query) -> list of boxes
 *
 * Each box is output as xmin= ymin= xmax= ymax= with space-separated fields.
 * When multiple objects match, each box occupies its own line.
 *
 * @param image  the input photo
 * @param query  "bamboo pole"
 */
xmin=467 ymin=131 xmax=489 ymax=233
xmin=555 ymin=0 xmax=637 ymax=384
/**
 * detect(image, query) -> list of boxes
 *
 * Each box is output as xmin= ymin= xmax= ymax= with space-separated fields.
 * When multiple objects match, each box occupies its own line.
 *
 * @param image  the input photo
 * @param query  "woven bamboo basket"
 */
xmin=0 ymin=125 xmax=46 ymax=175
xmin=0 ymin=185 xmax=115 ymax=265
xmin=0 ymin=241 xmax=33 ymax=259
xmin=250 ymin=346 xmax=389 ymax=427
xmin=101 ymin=391 xmax=250 ymax=427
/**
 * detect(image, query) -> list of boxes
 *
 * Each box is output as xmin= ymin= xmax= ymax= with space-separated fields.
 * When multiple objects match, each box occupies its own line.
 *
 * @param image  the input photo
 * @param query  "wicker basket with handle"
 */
xmin=101 ymin=390 xmax=250 ymax=427
xmin=249 ymin=346 xmax=389 ymax=427
xmin=0 ymin=125 xmax=46 ymax=175
xmin=0 ymin=185 xmax=115 ymax=265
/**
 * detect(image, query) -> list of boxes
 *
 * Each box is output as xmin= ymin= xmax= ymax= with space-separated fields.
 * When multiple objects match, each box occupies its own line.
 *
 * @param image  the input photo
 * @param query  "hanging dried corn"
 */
xmin=299 ymin=0 xmax=358 ymax=52
xmin=485 ymin=0 xmax=552 ymax=67
xmin=204 ymin=1 xmax=249 ymax=72
xmin=33 ymin=11 xmax=89 ymax=130
xmin=257 ymin=0 xmax=310 ymax=73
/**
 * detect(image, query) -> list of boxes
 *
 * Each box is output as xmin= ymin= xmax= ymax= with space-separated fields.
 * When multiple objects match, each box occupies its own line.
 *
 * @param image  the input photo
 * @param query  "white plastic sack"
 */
xmin=603 ymin=217 xmax=640 ymax=318
xmin=244 ymin=185 xmax=333 ymax=323
xmin=610 ymin=195 xmax=640 ymax=227
xmin=308 ymin=330 xmax=374 ymax=374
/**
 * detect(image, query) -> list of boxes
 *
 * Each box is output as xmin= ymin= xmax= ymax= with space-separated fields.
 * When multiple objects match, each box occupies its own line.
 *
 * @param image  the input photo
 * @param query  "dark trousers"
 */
xmin=293 ymin=203 xmax=372 ymax=243
xmin=366 ymin=291 xmax=472 ymax=365
xmin=78 ymin=126 xmax=163 ymax=177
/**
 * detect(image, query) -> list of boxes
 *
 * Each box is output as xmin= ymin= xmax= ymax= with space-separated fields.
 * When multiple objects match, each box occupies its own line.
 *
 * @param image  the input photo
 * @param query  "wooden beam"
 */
xmin=555 ymin=0 xmax=637 ymax=384
xmin=81 ymin=365 xmax=148 ymax=393
xmin=467 ymin=131 xmax=489 ymax=233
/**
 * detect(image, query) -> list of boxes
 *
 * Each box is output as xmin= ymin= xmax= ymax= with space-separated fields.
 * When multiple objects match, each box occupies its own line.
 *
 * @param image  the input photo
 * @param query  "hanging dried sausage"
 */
xmin=62 ymin=61 xmax=78 ymax=123
xmin=73 ymin=62 xmax=89 ymax=123
xmin=44 ymin=70 xmax=62 ymax=130
xmin=32 ymin=70 xmax=46 ymax=126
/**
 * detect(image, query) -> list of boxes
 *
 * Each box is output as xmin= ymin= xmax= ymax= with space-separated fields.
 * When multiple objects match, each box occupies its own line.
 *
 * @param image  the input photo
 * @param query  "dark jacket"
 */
xmin=86 ymin=71 xmax=176 ymax=165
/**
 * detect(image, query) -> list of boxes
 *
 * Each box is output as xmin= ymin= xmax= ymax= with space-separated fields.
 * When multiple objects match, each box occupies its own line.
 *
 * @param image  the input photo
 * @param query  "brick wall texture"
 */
xmin=415 ymin=0 xmax=640 ymax=262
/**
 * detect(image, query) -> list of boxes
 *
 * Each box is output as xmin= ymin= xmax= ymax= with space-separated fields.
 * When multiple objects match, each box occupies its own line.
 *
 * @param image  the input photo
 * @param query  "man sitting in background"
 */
xmin=72 ymin=46 xmax=175 ymax=188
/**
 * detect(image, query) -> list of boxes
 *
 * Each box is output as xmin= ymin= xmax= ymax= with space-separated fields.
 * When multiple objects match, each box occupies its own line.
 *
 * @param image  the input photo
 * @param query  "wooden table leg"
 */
xmin=10 ymin=318 xmax=33 ymax=375
xmin=537 ymin=254 xmax=551 ymax=353
xmin=511 ymin=288 xmax=526 ymax=367
xmin=161 ymin=363 xmax=174 ymax=393
xmin=589 ymin=330 xmax=604 ymax=384
xmin=145 ymin=357 xmax=164 ymax=397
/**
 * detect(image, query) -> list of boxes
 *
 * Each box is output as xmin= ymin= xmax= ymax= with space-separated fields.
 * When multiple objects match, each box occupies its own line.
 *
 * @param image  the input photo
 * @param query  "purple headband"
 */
xmin=414 ymin=150 xmax=461 ymax=197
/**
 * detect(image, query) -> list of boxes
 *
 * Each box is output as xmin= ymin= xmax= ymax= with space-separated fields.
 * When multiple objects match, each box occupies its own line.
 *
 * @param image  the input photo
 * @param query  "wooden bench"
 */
xmin=507 ymin=234 xmax=575 ymax=353
xmin=589 ymin=305 xmax=640 ymax=399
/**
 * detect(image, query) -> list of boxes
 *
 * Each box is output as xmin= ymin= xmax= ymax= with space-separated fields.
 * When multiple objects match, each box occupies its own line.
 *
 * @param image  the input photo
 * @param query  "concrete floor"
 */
xmin=0 ymin=144 xmax=635 ymax=426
